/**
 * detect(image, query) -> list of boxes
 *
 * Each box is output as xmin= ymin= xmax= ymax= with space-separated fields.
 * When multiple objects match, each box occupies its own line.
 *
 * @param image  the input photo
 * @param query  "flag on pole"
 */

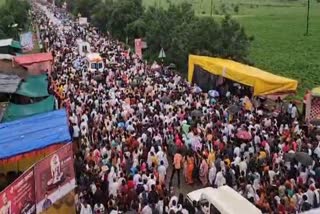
xmin=158 ymin=48 xmax=166 ymax=59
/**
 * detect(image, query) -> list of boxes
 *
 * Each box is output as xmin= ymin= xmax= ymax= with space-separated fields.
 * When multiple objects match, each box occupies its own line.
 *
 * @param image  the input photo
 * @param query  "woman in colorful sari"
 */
xmin=186 ymin=153 xmax=195 ymax=185
xmin=199 ymin=158 xmax=209 ymax=186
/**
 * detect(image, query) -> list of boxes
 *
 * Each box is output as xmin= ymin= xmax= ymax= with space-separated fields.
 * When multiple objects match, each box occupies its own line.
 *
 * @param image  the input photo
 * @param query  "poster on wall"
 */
xmin=20 ymin=32 xmax=34 ymax=52
xmin=0 ymin=168 xmax=36 ymax=214
xmin=34 ymin=143 xmax=75 ymax=213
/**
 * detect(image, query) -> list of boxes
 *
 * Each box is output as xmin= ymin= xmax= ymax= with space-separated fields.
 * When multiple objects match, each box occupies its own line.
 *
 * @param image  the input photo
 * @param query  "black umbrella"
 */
xmin=191 ymin=110 xmax=203 ymax=117
xmin=295 ymin=152 xmax=313 ymax=166
xmin=284 ymin=152 xmax=295 ymax=162
xmin=227 ymin=105 xmax=241 ymax=114
xmin=161 ymin=96 xmax=171 ymax=104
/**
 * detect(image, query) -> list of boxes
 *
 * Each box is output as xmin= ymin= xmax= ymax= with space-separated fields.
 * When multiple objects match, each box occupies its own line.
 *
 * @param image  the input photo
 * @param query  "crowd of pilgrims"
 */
xmin=31 ymin=2 xmax=320 ymax=214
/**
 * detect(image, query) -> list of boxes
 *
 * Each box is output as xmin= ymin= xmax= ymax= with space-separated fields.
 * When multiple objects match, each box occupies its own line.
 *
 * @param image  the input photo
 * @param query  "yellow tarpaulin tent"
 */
xmin=188 ymin=55 xmax=298 ymax=96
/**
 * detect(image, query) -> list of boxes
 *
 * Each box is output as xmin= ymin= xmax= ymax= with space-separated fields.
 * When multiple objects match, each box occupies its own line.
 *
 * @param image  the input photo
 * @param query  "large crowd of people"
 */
xmin=31 ymin=2 xmax=320 ymax=214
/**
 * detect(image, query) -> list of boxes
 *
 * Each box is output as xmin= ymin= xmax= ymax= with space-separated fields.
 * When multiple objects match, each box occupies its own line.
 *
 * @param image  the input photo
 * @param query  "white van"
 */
xmin=85 ymin=53 xmax=104 ymax=72
xmin=187 ymin=186 xmax=262 ymax=214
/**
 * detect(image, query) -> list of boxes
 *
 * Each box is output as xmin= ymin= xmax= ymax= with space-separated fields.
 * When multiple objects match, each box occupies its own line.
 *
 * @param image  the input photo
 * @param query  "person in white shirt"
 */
xmin=72 ymin=123 xmax=80 ymax=138
xmin=109 ymin=178 xmax=119 ymax=197
xmin=291 ymin=104 xmax=297 ymax=119
xmin=169 ymin=199 xmax=178 ymax=213
xmin=239 ymin=157 xmax=247 ymax=176
xmin=158 ymin=161 xmax=167 ymax=184
xmin=169 ymin=196 xmax=178 ymax=209
xmin=208 ymin=165 xmax=217 ymax=186
xmin=133 ymin=173 xmax=142 ymax=187
xmin=156 ymin=198 xmax=164 ymax=214
xmin=93 ymin=202 xmax=105 ymax=214
xmin=215 ymin=170 xmax=226 ymax=187
xmin=141 ymin=203 xmax=152 ymax=214
xmin=306 ymin=186 xmax=315 ymax=206
xmin=233 ymin=146 xmax=241 ymax=157
xmin=147 ymin=174 xmax=156 ymax=190
xmin=80 ymin=118 xmax=88 ymax=136
xmin=80 ymin=201 xmax=92 ymax=214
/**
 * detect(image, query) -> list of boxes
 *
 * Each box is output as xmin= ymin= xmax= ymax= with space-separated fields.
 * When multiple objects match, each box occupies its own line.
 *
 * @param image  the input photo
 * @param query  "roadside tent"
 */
xmin=0 ymin=60 xmax=28 ymax=78
xmin=13 ymin=52 xmax=53 ymax=75
xmin=0 ymin=60 xmax=27 ymax=103
xmin=188 ymin=55 xmax=298 ymax=96
xmin=2 ymin=95 xmax=55 ymax=122
xmin=0 ymin=39 xmax=22 ymax=55
xmin=15 ymin=74 xmax=49 ymax=97
xmin=0 ymin=109 xmax=71 ymax=172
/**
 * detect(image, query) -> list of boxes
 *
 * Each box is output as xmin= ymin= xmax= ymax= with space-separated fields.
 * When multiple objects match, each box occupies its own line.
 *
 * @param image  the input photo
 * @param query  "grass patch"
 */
xmin=143 ymin=0 xmax=320 ymax=97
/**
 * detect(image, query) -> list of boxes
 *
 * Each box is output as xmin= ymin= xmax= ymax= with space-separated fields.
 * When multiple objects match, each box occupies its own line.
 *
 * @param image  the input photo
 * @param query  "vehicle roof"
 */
xmin=187 ymin=186 xmax=262 ymax=214
xmin=86 ymin=53 xmax=102 ymax=61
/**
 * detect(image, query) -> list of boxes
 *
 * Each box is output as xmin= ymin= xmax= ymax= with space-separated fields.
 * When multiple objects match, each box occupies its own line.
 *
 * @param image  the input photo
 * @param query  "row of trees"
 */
xmin=0 ymin=0 xmax=31 ymax=39
xmin=55 ymin=0 xmax=253 ymax=71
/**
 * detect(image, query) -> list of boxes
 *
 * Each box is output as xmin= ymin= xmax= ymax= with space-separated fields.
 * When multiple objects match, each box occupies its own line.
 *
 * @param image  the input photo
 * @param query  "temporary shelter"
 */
xmin=0 ymin=59 xmax=28 ymax=77
xmin=0 ymin=59 xmax=28 ymax=103
xmin=188 ymin=55 xmax=298 ymax=96
xmin=0 ymin=39 xmax=22 ymax=55
xmin=15 ymin=74 xmax=49 ymax=97
xmin=2 ymin=95 xmax=55 ymax=122
xmin=13 ymin=52 xmax=53 ymax=75
xmin=0 ymin=109 xmax=71 ymax=172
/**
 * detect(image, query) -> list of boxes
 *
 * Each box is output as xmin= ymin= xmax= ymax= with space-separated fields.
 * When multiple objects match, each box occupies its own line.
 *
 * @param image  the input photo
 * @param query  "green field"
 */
xmin=143 ymin=0 xmax=320 ymax=96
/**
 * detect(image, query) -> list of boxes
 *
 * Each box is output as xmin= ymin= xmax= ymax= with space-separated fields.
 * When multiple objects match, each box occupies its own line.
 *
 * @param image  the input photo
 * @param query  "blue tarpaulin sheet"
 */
xmin=0 ymin=109 xmax=71 ymax=159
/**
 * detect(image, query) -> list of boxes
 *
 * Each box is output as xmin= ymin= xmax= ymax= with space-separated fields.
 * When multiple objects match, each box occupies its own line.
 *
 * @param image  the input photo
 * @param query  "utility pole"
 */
xmin=305 ymin=0 xmax=310 ymax=36
xmin=210 ymin=0 xmax=213 ymax=17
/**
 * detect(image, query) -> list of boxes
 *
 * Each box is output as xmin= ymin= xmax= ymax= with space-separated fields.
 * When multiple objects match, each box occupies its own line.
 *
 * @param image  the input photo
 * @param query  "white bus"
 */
xmin=187 ymin=186 xmax=262 ymax=214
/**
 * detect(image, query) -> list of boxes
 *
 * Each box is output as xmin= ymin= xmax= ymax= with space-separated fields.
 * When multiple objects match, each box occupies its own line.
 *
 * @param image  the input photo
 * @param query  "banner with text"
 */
xmin=135 ymin=38 xmax=142 ymax=59
xmin=34 ymin=143 xmax=75 ymax=213
xmin=0 ymin=168 xmax=36 ymax=214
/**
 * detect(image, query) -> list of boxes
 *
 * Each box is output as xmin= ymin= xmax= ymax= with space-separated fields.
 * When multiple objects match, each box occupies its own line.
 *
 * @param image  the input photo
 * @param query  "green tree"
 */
xmin=74 ymin=0 xmax=99 ymax=18
xmin=86 ymin=0 xmax=252 ymax=72
xmin=109 ymin=0 xmax=144 ymax=40
xmin=91 ymin=0 xmax=144 ymax=41
xmin=141 ymin=2 xmax=195 ymax=64
xmin=219 ymin=15 xmax=253 ymax=62
xmin=91 ymin=0 xmax=114 ymax=32
xmin=0 ymin=0 xmax=30 ymax=39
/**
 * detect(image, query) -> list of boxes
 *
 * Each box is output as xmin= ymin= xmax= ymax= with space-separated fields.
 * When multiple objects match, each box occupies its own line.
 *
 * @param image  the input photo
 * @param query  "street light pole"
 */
xmin=305 ymin=0 xmax=310 ymax=36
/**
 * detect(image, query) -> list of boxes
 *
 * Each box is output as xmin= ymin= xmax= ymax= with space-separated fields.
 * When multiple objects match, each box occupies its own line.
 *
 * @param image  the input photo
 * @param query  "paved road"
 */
xmin=165 ymin=157 xmax=203 ymax=197
xmin=37 ymin=2 xmax=203 ymax=199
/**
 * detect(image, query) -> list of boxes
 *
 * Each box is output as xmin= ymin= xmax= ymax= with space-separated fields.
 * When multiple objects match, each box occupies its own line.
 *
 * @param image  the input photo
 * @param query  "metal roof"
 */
xmin=0 ymin=73 xmax=22 ymax=93
xmin=0 ymin=39 xmax=21 ymax=49
xmin=0 ymin=60 xmax=28 ymax=78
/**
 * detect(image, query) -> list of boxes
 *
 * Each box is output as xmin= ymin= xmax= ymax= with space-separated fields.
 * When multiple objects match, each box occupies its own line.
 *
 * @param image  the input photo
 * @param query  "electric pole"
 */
xmin=210 ymin=0 xmax=213 ymax=17
xmin=305 ymin=0 xmax=310 ymax=36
